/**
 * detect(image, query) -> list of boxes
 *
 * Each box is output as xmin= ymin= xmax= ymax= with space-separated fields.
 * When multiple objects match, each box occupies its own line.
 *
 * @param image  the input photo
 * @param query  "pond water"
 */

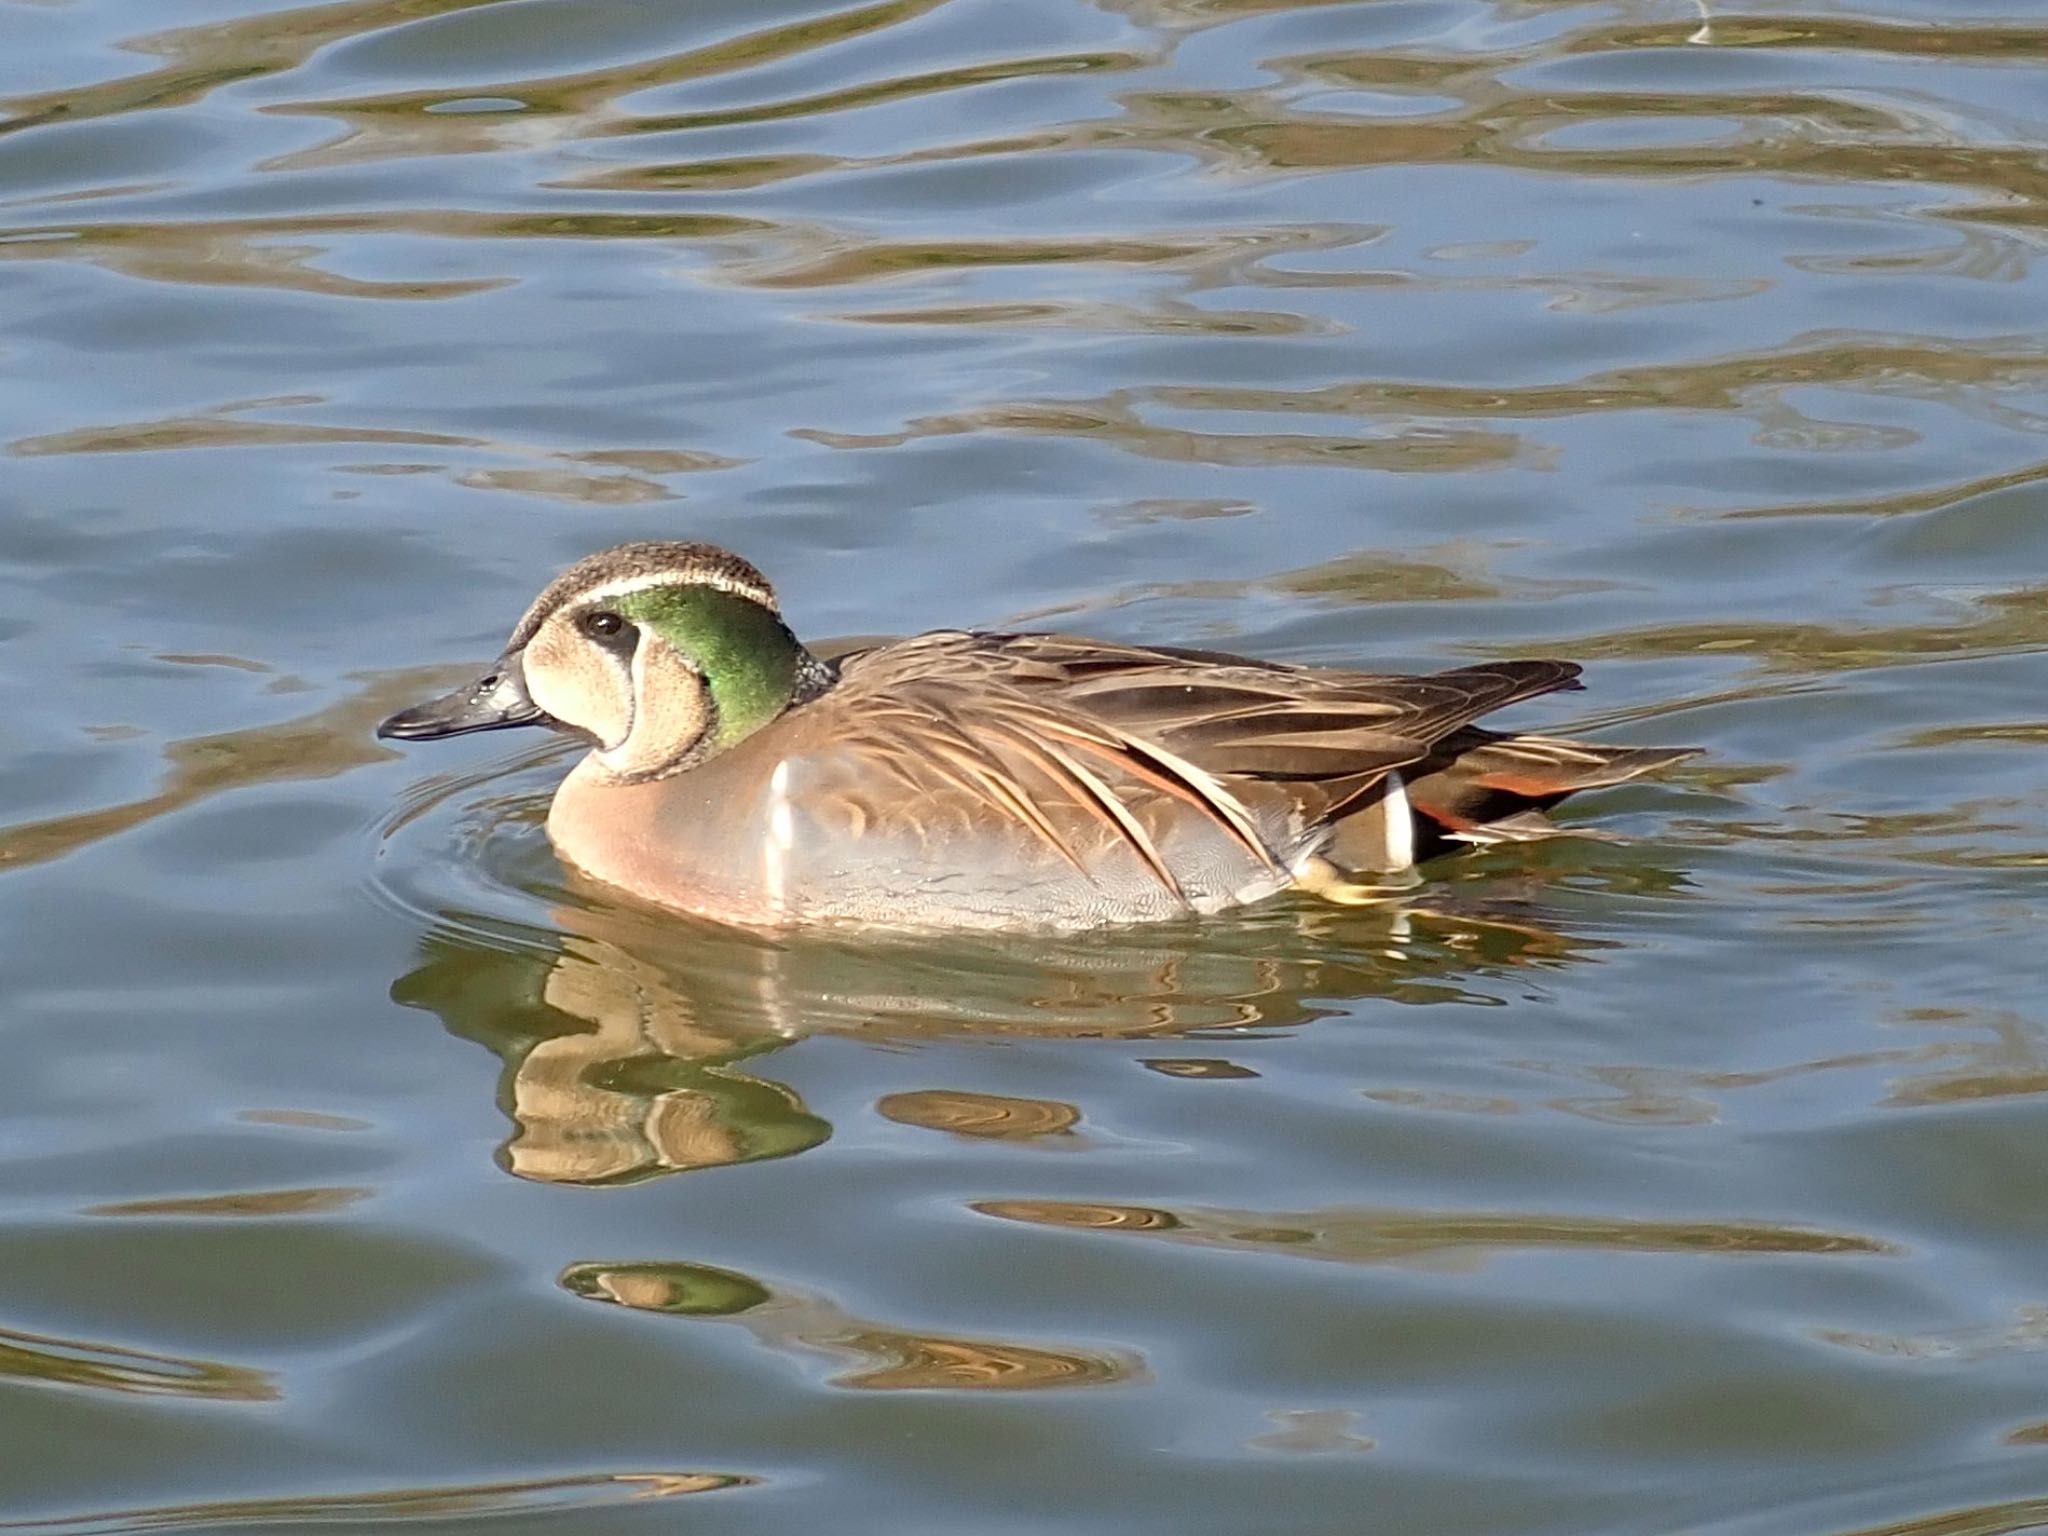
xmin=3 ymin=0 xmax=2048 ymax=1531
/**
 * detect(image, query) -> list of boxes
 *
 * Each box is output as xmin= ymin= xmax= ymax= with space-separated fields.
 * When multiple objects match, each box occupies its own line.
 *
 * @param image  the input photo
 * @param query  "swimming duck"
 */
xmin=379 ymin=541 xmax=1694 ymax=931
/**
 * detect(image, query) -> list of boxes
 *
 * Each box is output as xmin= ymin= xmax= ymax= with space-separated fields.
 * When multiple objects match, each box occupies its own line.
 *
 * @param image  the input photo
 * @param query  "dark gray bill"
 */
xmin=378 ymin=656 xmax=547 ymax=741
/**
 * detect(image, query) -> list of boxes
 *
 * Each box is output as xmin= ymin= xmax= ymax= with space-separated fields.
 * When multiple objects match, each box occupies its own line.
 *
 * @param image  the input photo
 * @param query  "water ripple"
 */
xmin=0 ymin=1325 xmax=275 ymax=1402
xmin=0 ymin=1473 xmax=752 ymax=1535
xmin=5 ymin=0 xmax=2048 ymax=1530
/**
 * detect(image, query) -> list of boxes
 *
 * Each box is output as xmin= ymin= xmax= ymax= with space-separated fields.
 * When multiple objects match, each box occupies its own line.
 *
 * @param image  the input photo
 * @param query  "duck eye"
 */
xmin=581 ymin=610 xmax=627 ymax=639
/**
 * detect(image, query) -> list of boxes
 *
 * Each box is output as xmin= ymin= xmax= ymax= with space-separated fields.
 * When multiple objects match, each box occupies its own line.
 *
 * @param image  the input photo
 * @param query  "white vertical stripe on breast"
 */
xmin=764 ymin=760 xmax=793 ymax=921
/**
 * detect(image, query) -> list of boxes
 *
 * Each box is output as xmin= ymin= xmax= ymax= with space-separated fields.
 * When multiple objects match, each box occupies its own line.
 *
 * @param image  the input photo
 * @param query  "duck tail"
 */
xmin=1324 ymin=733 xmax=1695 ymax=870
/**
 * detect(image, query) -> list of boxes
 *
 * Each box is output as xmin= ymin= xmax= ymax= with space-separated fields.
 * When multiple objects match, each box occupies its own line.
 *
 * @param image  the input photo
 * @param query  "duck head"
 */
xmin=378 ymin=541 xmax=830 ymax=782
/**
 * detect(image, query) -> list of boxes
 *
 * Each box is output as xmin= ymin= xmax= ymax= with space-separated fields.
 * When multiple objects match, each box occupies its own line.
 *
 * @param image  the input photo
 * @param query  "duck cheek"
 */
xmin=604 ymin=642 xmax=714 ymax=778
xmin=524 ymin=633 xmax=634 ymax=751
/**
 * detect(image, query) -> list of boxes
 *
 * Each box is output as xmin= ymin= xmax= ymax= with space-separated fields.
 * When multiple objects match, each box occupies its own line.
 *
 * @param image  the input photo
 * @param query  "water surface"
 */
xmin=3 ymin=0 xmax=2048 ymax=1531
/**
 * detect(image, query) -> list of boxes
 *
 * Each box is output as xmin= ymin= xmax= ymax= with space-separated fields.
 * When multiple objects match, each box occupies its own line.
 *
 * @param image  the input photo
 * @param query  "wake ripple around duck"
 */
xmin=362 ymin=734 xmax=579 ymax=958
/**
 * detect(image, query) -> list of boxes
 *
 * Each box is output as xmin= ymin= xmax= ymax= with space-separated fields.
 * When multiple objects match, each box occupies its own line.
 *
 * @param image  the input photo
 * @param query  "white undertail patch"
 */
xmin=1378 ymin=770 xmax=1414 ymax=871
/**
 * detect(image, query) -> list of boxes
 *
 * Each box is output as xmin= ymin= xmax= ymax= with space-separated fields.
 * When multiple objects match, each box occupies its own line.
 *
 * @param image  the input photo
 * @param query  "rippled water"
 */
xmin=3 ymin=0 xmax=2048 ymax=1530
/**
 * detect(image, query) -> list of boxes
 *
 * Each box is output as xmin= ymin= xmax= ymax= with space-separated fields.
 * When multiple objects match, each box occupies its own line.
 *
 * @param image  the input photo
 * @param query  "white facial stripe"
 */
xmin=572 ymin=570 xmax=777 ymax=613
xmin=587 ymin=633 xmax=640 ymax=760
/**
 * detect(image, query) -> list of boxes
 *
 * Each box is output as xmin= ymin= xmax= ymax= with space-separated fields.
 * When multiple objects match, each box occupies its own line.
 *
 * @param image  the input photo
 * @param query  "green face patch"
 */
xmin=608 ymin=585 xmax=802 ymax=749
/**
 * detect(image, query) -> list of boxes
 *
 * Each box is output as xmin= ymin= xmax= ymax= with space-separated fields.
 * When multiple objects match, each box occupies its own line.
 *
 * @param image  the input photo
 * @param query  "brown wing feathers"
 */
xmin=836 ymin=636 xmax=1601 ymax=901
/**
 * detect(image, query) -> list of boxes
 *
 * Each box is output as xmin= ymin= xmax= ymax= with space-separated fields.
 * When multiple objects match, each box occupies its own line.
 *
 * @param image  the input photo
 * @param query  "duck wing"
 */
xmin=828 ymin=632 xmax=1586 ymax=894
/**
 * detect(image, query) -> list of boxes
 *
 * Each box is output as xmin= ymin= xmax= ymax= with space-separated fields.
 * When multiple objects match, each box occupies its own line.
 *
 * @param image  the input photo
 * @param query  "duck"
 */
xmin=378 ymin=541 xmax=1694 ymax=931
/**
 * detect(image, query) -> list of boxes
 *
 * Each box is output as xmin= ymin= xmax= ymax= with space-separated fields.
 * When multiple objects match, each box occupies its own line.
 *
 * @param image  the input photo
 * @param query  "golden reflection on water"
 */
xmin=1516 ymin=581 xmax=2048 ymax=678
xmin=9 ymin=394 xmax=482 ymax=455
xmin=8 ymin=396 xmax=747 ymax=508
xmin=1805 ymin=1493 xmax=2048 ymax=1536
xmin=1718 ymin=460 xmax=2048 ymax=524
xmin=1882 ymin=1012 xmax=2048 ymax=1108
xmin=772 ymin=325 xmax=2048 ymax=485
xmin=0 ymin=0 xmax=511 ymax=139
xmin=0 ymin=1324 xmax=274 ymax=1402
xmin=1134 ymin=336 xmax=2048 ymax=429
xmin=834 ymin=296 xmax=1328 ymax=335
xmin=877 ymin=1089 xmax=1083 ymax=1140
xmin=263 ymin=0 xmax=961 ymax=168
xmin=973 ymin=1199 xmax=1897 ymax=1268
xmin=561 ymin=1259 xmax=1142 ymax=1391
xmin=1142 ymin=1057 xmax=1260 ymax=1079
xmin=0 ymin=210 xmax=763 ymax=298
xmin=1000 ymin=545 xmax=1603 ymax=632
xmin=796 ymin=399 xmax=1536 ymax=474
xmin=85 ymin=1187 xmax=371 ymax=1218
xmin=0 ymin=1471 xmax=748 ymax=1535
xmin=0 ymin=668 xmax=455 ymax=874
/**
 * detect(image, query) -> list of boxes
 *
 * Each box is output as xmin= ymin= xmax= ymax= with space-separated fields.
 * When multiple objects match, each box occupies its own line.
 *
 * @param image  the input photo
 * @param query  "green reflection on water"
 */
xmin=561 ymin=1259 xmax=1146 ymax=1390
xmin=387 ymin=852 xmax=1640 ymax=1183
xmin=393 ymin=927 xmax=831 ymax=1185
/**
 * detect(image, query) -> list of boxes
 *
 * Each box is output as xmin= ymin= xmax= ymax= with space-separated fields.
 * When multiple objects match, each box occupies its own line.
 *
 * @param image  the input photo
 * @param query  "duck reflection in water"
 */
xmin=390 ymin=859 xmax=1656 ymax=1186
